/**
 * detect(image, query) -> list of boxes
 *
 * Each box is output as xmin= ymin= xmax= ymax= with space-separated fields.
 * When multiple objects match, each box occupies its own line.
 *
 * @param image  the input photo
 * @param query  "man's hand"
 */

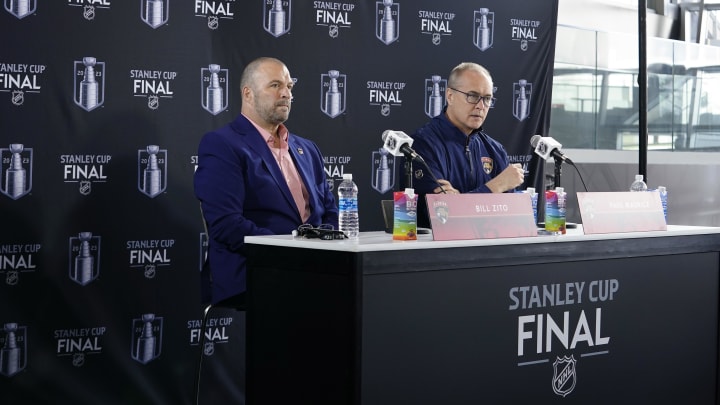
xmin=433 ymin=179 xmax=460 ymax=194
xmin=486 ymin=163 xmax=524 ymax=193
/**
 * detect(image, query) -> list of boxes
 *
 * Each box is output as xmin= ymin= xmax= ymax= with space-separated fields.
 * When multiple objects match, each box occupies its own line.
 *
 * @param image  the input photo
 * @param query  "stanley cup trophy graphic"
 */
xmin=4 ymin=144 xmax=27 ymax=199
xmin=204 ymin=64 xmax=224 ymax=115
xmin=474 ymin=8 xmax=492 ymax=51
xmin=142 ymin=0 xmax=167 ymax=29
xmin=72 ymin=232 xmax=96 ymax=286
xmin=143 ymin=145 xmax=162 ymax=197
xmin=372 ymin=148 xmax=392 ymax=193
xmin=0 ymin=323 xmax=22 ymax=377
xmin=133 ymin=313 xmax=161 ymax=364
xmin=324 ymin=70 xmax=342 ymax=118
xmin=79 ymin=57 xmax=100 ymax=111
xmin=377 ymin=0 xmax=399 ymax=45
xmin=427 ymin=75 xmax=444 ymax=118
xmin=514 ymin=79 xmax=530 ymax=121
xmin=6 ymin=0 xmax=35 ymax=19
xmin=267 ymin=0 xmax=286 ymax=37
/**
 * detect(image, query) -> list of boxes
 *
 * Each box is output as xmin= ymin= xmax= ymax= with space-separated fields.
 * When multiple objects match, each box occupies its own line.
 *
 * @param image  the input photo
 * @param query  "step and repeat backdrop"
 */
xmin=0 ymin=0 xmax=557 ymax=403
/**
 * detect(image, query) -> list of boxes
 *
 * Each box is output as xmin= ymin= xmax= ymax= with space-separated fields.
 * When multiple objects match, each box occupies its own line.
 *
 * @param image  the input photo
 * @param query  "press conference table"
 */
xmin=245 ymin=226 xmax=720 ymax=405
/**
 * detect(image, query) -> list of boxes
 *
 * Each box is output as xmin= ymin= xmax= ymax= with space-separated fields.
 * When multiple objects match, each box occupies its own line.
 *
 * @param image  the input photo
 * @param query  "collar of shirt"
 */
xmin=242 ymin=113 xmax=290 ymax=148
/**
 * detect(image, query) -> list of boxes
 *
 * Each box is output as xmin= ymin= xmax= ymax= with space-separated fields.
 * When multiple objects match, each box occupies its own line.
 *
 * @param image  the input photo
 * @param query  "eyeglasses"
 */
xmin=449 ymin=87 xmax=496 ymax=107
xmin=293 ymin=224 xmax=348 ymax=240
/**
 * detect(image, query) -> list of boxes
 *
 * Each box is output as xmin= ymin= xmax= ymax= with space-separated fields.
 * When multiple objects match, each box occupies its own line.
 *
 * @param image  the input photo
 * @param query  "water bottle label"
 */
xmin=339 ymin=197 xmax=358 ymax=211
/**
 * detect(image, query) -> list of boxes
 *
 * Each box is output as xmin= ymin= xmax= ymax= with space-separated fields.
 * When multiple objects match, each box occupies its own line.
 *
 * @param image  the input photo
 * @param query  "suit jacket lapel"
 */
xmin=233 ymin=116 xmax=299 ymax=216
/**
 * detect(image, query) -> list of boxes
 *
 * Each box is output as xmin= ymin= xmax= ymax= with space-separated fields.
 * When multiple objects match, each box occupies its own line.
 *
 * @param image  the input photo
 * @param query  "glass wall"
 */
xmin=550 ymin=25 xmax=720 ymax=151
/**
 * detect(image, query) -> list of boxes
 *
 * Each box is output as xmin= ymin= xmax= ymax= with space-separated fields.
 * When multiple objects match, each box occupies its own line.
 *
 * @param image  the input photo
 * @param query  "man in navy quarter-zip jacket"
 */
xmin=410 ymin=62 xmax=525 ymax=227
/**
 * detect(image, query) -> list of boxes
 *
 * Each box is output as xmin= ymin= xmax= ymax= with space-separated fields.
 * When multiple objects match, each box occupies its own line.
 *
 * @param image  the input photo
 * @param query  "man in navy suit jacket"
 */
xmin=194 ymin=57 xmax=339 ymax=305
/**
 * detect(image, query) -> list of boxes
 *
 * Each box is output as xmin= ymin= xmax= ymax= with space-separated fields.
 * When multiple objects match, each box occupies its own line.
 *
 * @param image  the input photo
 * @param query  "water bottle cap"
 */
xmin=404 ymin=188 xmax=415 ymax=198
xmin=343 ymin=173 xmax=352 ymax=180
xmin=635 ymin=174 xmax=644 ymax=181
xmin=658 ymin=186 xmax=666 ymax=192
xmin=526 ymin=187 xmax=535 ymax=194
xmin=555 ymin=187 xmax=564 ymax=193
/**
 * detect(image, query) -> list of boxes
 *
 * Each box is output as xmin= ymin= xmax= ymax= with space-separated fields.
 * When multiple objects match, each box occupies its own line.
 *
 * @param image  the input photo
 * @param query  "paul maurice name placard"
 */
xmin=426 ymin=193 xmax=537 ymax=241
xmin=577 ymin=191 xmax=667 ymax=234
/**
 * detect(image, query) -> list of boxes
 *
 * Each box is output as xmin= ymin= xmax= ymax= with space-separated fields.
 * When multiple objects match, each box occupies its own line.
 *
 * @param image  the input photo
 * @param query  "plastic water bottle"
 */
xmin=630 ymin=174 xmax=647 ymax=192
xmin=657 ymin=186 xmax=668 ymax=222
xmin=338 ymin=173 xmax=359 ymax=239
xmin=526 ymin=187 xmax=538 ymax=225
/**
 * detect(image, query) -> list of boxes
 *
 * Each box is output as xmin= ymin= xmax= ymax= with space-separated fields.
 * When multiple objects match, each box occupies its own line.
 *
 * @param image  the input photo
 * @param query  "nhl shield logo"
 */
xmin=73 ymin=57 xmax=105 ymax=112
xmin=79 ymin=180 xmax=92 ymax=195
xmin=5 ymin=270 xmax=19 ymax=286
xmin=0 ymin=323 xmax=27 ymax=377
xmin=201 ymin=64 xmax=229 ymax=115
xmin=68 ymin=232 xmax=101 ymax=286
xmin=138 ymin=145 xmax=168 ymax=198
xmin=552 ymin=355 xmax=577 ymax=397
xmin=425 ymin=76 xmax=446 ymax=118
xmin=432 ymin=33 xmax=441 ymax=45
xmin=72 ymin=353 xmax=85 ymax=367
xmin=371 ymin=148 xmax=395 ymax=193
xmin=4 ymin=0 xmax=37 ymax=19
xmin=131 ymin=314 xmax=163 ymax=364
xmin=203 ymin=341 xmax=215 ymax=356
xmin=320 ymin=70 xmax=346 ymax=118
xmin=473 ymin=8 xmax=494 ymax=51
xmin=83 ymin=5 xmax=95 ymax=20
xmin=376 ymin=0 xmax=399 ymax=45
xmin=513 ymin=80 xmax=532 ymax=121
xmin=11 ymin=90 xmax=24 ymax=106
xmin=264 ymin=0 xmax=292 ymax=37
xmin=141 ymin=0 xmax=169 ymax=29
xmin=147 ymin=94 xmax=159 ymax=110
xmin=0 ymin=144 xmax=33 ymax=200
xmin=144 ymin=263 xmax=157 ymax=279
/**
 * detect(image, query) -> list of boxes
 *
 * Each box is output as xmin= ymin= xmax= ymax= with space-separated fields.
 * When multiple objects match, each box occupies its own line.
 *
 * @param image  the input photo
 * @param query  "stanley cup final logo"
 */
xmin=131 ymin=313 xmax=163 ymax=364
xmin=0 ymin=144 xmax=32 ymax=200
xmin=141 ymin=0 xmax=169 ymax=29
xmin=69 ymin=232 xmax=101 ymax=286
xmin=4 ymin=0 xmax=36 ymax=19
xmin=264 ymin=0 xmax=291 ymax=37
xmin=138 ymin=145 xmax=167 ymax=198
xmin=73 ymin=57 xmax=105 ymax=112
xmin=425 ymin=75 xmax=446 ymax=118
xmin=320 ymin=70 xmax=346 ymax=118
xmin=473 ymin=8 xmax=494 ymax=51
xmin=376 ymin=0 xmax=399 ymax=45
xmin=201 ymin=64 xmax=228 ymax=115
xmin=513 ymin=79 xmax=532 ymax=121
xmin=0 ymin=323 xmax=27 ymax=377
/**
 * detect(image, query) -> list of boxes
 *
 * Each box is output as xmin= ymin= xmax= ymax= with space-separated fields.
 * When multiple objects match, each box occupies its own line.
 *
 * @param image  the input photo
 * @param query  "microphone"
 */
xmin=530 ymin=135 xmax=573 ymax=165
xmin=382 ymin=130 xmax=423 ymax=161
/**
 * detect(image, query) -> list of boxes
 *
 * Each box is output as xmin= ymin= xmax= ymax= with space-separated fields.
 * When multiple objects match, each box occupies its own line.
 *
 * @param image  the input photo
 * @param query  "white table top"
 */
xmin=244 ymin=225 xmax=720 ymax=253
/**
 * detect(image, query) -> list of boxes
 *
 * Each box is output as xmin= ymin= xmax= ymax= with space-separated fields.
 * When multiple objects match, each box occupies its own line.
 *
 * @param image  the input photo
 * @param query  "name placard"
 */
xmin=577 ymin=191 xmax=667 ymax=234
xmin=425 ymin=193 xmax=537 ymax=241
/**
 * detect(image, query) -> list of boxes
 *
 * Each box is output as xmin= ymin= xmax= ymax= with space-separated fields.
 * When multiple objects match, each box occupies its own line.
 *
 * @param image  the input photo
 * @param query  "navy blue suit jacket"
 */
xmin=194 ymin=114 xmax=338 ymax=304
